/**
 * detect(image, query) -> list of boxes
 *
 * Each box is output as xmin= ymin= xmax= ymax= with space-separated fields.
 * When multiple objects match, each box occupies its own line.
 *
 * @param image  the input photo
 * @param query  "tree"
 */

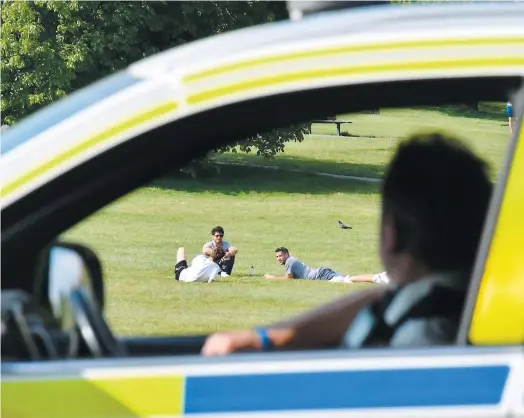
xmin=1 ymin=1 xmax=307 ymax=159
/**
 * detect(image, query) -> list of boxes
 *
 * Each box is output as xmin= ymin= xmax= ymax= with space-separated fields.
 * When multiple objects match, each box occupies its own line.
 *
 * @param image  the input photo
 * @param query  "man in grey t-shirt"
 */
xmin=202 ymin=226 xmax=238 ymax=277
xmin=263 ymin=247 xmax=350 ymax=281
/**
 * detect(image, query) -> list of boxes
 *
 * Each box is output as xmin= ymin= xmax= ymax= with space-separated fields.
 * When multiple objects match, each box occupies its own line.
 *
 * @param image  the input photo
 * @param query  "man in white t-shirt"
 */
xmin=174 ymin=246 xmax=226 ymax=283
xmin=202 ymin=226 xmax=238 ymax=277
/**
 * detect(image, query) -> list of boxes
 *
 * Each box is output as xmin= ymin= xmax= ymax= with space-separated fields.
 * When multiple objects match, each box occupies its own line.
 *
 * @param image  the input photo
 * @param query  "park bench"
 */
xmin=308 ymin=119 xmax=353 ymax=136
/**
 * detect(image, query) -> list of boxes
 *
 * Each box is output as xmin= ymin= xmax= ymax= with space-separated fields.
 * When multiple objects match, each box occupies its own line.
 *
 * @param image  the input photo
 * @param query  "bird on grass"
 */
xmin=338 ymin=220 xmax=352 ymax=230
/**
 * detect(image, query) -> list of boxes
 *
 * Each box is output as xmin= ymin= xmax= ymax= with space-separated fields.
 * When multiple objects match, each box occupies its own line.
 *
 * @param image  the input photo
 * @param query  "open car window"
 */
xmin=56 ymin=100 xmax=515 ymax=344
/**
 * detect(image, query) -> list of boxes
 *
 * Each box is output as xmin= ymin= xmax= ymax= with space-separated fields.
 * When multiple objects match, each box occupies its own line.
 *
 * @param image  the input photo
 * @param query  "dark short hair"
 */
xmin=275 ymin=247 xmax=289 ymax=254
xmin=382 ymin=132 xmax=492 ymax=273
xmin=211 ymin=226 xmax=224 ymax=236
xmin=212 ymin=246 xmax=226 ymax=263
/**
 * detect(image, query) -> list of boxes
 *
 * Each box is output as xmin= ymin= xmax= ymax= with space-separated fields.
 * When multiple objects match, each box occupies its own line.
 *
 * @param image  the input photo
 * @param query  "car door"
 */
xmin=3 ymin=71 xmax=524 ymax=418
xmin=3 ymin=114 xmax=524 ymax=415
xmin=2 ymin=3 xmax=524 ymax=417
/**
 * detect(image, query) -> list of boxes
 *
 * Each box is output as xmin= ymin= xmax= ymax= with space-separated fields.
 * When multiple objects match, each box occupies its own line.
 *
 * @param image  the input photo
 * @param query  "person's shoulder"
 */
xmin=200 ymin=257 xmax=217 ymax=269
xmin=390 ymin=317 xmax=457 ymax=348
xmin=222 ymin=240 xmax=231 ymax=247
xmin=205 ymin=261 xmax=217 ymax=269
xmin=192 ymin=254 xmax=205 ymax=262
xmin=205 ymin=259 xmax=220 ymax=272
xmin=286 ymin=256 xmax=298 ymax=265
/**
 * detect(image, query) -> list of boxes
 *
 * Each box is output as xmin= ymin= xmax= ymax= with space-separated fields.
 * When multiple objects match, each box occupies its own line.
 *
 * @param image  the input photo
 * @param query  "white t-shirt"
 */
xmin=179 ymin=255 xmax=221 ymax=283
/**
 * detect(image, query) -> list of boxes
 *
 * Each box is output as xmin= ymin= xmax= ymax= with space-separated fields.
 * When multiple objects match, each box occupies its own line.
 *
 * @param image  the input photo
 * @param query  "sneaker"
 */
xmin=220 ymin=272 xmax=229 ymax=278
xmin=372 ymin=272 xmax=390 ymax=284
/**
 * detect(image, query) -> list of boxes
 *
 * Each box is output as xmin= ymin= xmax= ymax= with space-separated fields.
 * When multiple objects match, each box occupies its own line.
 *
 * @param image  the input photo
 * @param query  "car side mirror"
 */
xmin=35 ymin=242 xmax=126 ymax=357
xmin=49 ymin=246 xmax=93 ymax=325
xmin=47 ymin=243 xmax=104 ymax=317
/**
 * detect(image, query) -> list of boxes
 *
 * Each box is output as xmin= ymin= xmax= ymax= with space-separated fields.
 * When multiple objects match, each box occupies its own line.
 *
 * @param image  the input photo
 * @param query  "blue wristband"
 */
xmin=255 ymin=327 xmax=274 ymax=351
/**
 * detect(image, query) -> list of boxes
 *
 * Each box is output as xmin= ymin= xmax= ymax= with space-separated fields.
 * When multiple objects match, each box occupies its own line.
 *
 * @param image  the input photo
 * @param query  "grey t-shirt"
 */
xmin=204 ymin=240 xmax=231 ymax=251
xmin=285 ymin=256 xmax=337 ymax=280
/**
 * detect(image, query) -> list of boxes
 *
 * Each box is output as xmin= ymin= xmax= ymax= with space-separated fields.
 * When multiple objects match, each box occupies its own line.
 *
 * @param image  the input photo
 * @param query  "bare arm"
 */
xmin=208 ymin=268 xmax=219 ymax=283
xmin=264 ymin=273 xmax=293 ymax=280
xmin=202 ymin=245 xmax=213 ymax=256
xmin=347 ymin=274 xmax=374 ymax=283
xmin=201 ymin=286 xmax=387 ymax=355
xmin=267 ymin=286 xmax=387 ymax=349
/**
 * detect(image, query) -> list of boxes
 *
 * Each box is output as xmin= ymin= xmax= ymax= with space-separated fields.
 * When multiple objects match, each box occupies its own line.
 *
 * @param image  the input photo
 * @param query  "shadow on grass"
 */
xmin=216 ymin=152 xmax=388 ymax=179
xmin=150 ymin=164 xmax=381 ymax=196
xmin=419 ymin=104 xmax=507 ymax=122
xmin=339 ymin=131 xmax=380 ymax=139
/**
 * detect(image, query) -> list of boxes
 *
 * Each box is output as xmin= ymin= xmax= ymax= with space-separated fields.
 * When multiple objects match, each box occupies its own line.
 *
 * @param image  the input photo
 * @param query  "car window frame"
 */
xmin=457 ymin=86 xmax=524 ymax=347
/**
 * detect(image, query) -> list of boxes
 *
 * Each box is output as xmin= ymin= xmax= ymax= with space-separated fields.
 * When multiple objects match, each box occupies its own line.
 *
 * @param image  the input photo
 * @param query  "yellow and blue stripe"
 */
xmin=1 ymin=363 xmax=514 ymax=417
xmin=184 ymin=365 xmax=509 ymax=414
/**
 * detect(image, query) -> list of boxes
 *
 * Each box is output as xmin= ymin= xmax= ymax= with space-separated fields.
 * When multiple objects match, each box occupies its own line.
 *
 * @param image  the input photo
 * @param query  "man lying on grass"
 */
xmin=264 ymin=247 xmax=349 ymax=282
xmin=202 ymin=132 xmax=492 ymax=355
xmin=264 ymin=247 xmax=387 ymax=283
xmin=174 ymin=246 xmax=226 ymax=283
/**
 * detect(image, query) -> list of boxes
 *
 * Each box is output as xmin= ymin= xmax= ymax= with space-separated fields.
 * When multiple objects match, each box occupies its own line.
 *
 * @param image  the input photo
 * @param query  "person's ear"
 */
xmin=380 ymin=213 xmax=396 ymax=259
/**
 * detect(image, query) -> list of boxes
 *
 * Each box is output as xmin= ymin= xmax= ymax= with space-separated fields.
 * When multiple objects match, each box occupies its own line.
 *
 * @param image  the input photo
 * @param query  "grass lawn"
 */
xmin=62 ymin=107 xmax=511 ymax=337
xmin=216 ymin=107 xmax=511 ymax=180
xmin=64 ymin=169 xmax=378 ymax=336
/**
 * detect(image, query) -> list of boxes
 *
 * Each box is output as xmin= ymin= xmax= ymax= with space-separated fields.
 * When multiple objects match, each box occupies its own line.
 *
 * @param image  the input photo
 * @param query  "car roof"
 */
xmin=2 ymin=2 xmax=522 ymax=152
xmin=127 ymin=2 xmax=523 ymax=79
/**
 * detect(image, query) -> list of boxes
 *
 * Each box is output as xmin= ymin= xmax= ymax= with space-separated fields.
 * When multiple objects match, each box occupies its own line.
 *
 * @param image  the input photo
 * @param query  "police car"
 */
xmin=2 ymin=1 xmax=524 ymax=417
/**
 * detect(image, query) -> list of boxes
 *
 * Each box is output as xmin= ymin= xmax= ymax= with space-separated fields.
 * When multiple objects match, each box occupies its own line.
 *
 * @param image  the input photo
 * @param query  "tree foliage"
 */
xmin=1 ymin=0 xmax=307 ymax=158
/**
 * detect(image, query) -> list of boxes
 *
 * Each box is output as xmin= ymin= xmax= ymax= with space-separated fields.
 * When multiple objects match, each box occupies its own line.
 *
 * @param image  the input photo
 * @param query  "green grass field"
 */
xmin=62 ymin=107 xmax=511 ymax=337
xmin=217 ymin=107 xmax=510 ymax=180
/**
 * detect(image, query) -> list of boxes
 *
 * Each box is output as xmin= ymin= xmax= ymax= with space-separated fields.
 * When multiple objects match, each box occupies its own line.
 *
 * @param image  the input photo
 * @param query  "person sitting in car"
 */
xmin=201 ymin=132 xmax=492 ymax=355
